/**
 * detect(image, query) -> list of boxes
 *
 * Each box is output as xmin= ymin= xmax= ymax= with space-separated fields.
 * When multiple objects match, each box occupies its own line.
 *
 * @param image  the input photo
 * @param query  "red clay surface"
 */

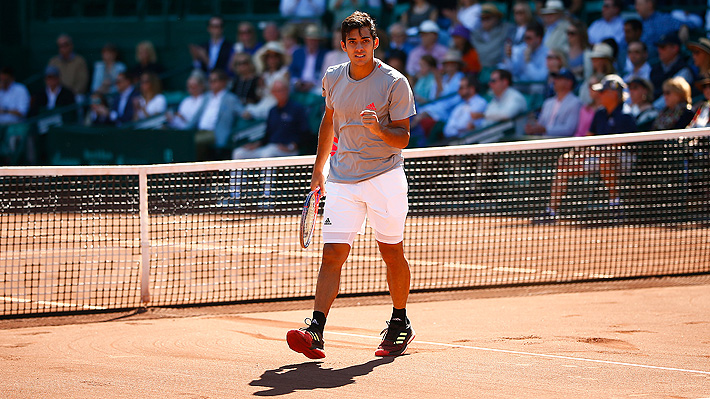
xmin=0 ymin=277 xmax=709 ymax=398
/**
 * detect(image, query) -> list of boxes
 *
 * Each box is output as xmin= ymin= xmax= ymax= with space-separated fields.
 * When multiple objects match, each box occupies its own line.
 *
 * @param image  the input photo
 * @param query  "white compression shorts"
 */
xmin=322 ymin=166 xmax=408 ymax=246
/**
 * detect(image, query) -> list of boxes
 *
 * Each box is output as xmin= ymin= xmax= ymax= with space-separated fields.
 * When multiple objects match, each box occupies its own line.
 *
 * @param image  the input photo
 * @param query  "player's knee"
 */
xmin=377 ymin=241 xmax=405 ymax=263
xmin=321 ymin=243 xmax=350 ymax=267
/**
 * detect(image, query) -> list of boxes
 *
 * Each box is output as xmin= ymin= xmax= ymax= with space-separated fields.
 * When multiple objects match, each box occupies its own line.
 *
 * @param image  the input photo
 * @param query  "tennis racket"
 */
xmin=299 ymin=188 xmax=321 ymax=249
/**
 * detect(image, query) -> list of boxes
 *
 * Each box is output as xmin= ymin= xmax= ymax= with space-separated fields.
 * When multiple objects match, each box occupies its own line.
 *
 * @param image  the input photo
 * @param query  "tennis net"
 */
xmin=1 ymin=128 xmax=709 ymax=316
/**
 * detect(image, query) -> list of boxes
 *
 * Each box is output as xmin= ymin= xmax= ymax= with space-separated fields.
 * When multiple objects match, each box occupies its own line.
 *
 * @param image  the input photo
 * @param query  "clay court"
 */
xmin=0 ymin=276 xmax=709 ymax=398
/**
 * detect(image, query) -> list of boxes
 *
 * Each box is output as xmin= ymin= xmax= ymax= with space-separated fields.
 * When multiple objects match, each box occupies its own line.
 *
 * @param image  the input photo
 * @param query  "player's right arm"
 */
xmin=310 ymin=106 xmax=334 ymax=194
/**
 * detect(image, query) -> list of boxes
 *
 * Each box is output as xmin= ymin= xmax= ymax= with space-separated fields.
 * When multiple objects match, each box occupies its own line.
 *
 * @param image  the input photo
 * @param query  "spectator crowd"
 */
xmin=2 ymin=0 xmax=710 ymax=165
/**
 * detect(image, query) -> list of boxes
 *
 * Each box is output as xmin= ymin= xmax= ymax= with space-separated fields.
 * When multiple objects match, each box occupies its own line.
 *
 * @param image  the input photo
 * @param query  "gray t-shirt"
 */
xmin=323 ymin=58 xmax=416 ymax=183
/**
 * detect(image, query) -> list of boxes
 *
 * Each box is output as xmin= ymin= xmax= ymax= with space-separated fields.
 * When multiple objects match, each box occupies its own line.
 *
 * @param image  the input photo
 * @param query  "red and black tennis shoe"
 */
xmin=375 ymin=319 xmax=415 ymax=357
xmin=287 ymin=319 xmax=325 ymax=359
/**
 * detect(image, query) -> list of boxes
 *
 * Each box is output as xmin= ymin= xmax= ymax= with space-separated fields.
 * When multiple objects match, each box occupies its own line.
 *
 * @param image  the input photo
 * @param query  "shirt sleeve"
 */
xmin=388 ymin=76 xmax=417 ymax=122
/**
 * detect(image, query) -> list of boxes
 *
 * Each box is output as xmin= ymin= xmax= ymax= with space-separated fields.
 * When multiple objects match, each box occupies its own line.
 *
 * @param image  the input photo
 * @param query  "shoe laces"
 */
xmin=380 ymin=320 xmax=407 ymax=341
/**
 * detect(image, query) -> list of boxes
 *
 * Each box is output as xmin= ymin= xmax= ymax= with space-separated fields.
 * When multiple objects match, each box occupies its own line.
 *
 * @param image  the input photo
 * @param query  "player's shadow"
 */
xmin=249 ymin=357 xmax=396 ymax=396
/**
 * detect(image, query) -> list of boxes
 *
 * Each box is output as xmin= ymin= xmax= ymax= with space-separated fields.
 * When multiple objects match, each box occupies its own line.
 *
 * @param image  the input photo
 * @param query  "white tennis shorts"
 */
xmin=322 ymin=166 xmax=408 ymax=246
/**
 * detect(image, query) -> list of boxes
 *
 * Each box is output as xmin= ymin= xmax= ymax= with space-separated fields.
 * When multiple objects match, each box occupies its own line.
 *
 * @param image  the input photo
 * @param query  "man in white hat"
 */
xmin=471 ymin=3 xmax=514 ymax=69
xmin=539 ymin=0 xmax=570 ymax=53
xmin=406 ymin=20 xmax=448 ymax=77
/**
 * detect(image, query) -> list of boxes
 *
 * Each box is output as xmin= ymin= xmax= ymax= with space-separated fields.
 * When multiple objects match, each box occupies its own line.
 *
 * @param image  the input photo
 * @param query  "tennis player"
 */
xmin=287 ymin=11 xmax=417 ymax=359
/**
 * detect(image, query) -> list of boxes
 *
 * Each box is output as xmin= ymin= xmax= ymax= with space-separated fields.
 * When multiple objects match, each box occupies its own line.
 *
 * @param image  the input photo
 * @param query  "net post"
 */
xmin=139 ymin=171 xmax=151 ymax=305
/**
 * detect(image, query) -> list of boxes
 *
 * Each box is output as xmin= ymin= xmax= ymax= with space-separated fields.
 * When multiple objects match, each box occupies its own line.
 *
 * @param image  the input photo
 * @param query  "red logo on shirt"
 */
xmin=330 ymin=136 xmax=338 ymax=156
xmin=366 ymin=103 xmax=377 ymax=111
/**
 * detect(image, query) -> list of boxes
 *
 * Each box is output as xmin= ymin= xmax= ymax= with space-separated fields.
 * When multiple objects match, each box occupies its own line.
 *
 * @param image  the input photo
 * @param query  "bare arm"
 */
xmin=310 ymin=106 xmax=335 ymax=193
xmin=360 ymin=110 xmax=410 ymax=149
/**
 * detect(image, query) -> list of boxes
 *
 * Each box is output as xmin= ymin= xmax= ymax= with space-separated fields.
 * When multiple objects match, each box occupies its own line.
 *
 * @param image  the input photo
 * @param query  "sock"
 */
xmin=609 ymin=197 xmax=621 ymax=206
xmin=390 ymin=307 xmax=407 ymax=325
xmin=310 ymin=311 xmax=326 ymax=333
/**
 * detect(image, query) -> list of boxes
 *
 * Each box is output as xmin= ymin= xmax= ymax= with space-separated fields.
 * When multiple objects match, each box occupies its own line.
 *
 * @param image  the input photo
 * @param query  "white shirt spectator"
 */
xmin=484 ymin=86 xmax=527 ymax=123
xmin=136 ymin=94 xmax=167 ymax=120
xmin=169 ymin=94 xmax=206 ymax=130
xmin=443 ymin=93 xmax=488 ymax=138
xmin=588 ymin=16 xmax=625 ymax=45
xmin=0 ymin=82 xmax=30 ymax=125
xmin=198 ymin=89 xmax=226 ymax=130
xmin=623 ymin=62 xmax=651 ymax=82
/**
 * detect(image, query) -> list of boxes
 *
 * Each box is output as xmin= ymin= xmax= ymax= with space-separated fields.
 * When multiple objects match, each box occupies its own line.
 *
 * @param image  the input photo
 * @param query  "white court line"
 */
xmin=328 ymin=331 xmax=710 ymax=376
xmin=0 ymin=296 xmax=107 ymax=311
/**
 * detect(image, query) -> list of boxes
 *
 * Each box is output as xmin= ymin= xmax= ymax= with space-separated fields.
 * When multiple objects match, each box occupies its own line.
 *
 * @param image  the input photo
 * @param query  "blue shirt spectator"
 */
xmin=635 ymin=0 xmax=684 ymax=63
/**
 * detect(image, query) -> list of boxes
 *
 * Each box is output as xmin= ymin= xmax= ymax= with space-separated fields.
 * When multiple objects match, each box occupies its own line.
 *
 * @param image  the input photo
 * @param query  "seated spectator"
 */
xmin=385 ymin=23 xmax=414 ymax=63
xmin=230 ymin=53 xmax=260 ymax=106
xmin=400 ymin=0 xmax=438 ymax=31
xmin=442 ymin=0 xmax=482 ymax=32
xmin=687 ymin=37 xmax=710 ymax=77
xmin=544 ymin=49 xmax=568 ymax=98
xmin=579 ymin=42 xmax=617 ymax=106
xmin=189 ymin=16 xmax=233 ymax=74
xmin=406 ymin=21 xmax=448 ymax=77
xmin=244 ymin=42 xmax=291 ymax=120
xmin=442 ymin=74 xmax=488 ymax=140
xmin=501 ymin=22 xmax=548 ymax=90
xmin=29 ymin=66 xmax=76 ymax=117
xmin=450 ymin=25 xmax=481 ymax=75
xmin=289 ymin=24 xmax=328 ymax=94
xmin=536 ymin=74 xmax=637 ymax=223
xmin=524 ymin=68 xmax=582 ymax=137
xmin=539 ymin=0 xmax=570 ymax=53
xmin=621 ymin=18 xmax=644 ymax=75
xmin=91 ymin=43 xmax=126 ymax=95
xmin=0 ymin=67 xmax=30 ymax=125
xmin=321 ymin=28 xmax=350 ymax=79
xmin=48 ymin=34 xmax=89 ymax=101
xmin=622 ymin=41 xmax=651 ymax=82
xmin=233 ymin=22 xmax=262 ymax=56
xmin=439 ymin=50 xmax=466 ymax=98
xmin=90 ymin=71 xmax=139 ymax=126
xmin=566 ymin=19 xmax=593 ymax=82
xmin=233 ymin=79 xmax=308 ymax=159
xmin=635 ymin=0 xmax=685 ymax=64
xmin=471 ymin=4 xmax=514 ymax=72
xmin=651 ymin=76 xmax=694 ymax=130
xmin=188 ymin=69 xmax=243 ymax=160
xmin=510 ymin=0 xmax=534 ymax=46
xmin=688 ymin=73 xmax=710 ymax=127
xmin=574 ymin=75 xmax=603 ymax=137
xmin=129 ymin=41 xmax=165 ymax=80
xmin=133 ymin=72 xmax=167 ymax=121
xmin=478 ymin=69 xmax=528 ymax=125
xmin=626 ymin=77 xmax=658 ymax=131
xmin=588 ymin=0 xmax=625 ymax=46
xmin=413 ymin=55 xmax=438 ymax=105
xmin=649 ymin=33 xmax=693 ymax=109
xmin=166 ymin=71 xmax=207 ymax=130
xmin=252 ymin=22 xmax=284 ymax=73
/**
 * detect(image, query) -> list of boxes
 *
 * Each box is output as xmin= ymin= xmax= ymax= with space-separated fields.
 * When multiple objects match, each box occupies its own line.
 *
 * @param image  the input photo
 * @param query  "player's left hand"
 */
xmin=360 ymin=109 xmax=382 ymax=136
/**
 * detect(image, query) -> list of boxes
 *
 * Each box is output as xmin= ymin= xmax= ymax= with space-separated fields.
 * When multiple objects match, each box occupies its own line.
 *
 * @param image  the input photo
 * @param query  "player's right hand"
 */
xmin=310 ymin=170 xmax=326 ymax=196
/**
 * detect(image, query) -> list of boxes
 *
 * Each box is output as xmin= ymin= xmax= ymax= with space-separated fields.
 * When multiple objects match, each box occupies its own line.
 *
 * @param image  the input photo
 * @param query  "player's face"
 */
xmin=341 ymin=27 xmax=379 ymax=66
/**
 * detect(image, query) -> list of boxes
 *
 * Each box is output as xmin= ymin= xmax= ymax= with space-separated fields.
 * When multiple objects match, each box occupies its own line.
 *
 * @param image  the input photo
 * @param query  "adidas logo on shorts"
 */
xmin=324 ymin=218 xmax=332 ymax=226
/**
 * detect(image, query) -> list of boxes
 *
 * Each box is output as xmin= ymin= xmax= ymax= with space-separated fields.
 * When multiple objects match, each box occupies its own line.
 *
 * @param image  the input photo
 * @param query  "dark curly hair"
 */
xmin=341 ymin=11 xmax=377 ymax=44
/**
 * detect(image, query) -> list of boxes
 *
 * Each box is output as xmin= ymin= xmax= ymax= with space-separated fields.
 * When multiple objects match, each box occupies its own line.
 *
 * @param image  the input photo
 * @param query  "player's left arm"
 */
xmin=360 ymin=111 xmax=410 ymax=149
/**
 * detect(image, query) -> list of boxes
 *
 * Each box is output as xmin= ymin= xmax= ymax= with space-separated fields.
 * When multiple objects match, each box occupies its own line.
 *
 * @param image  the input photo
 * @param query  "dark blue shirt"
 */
xmin=589 ymin=104 xmax=637 ymax=135
xmin=262 ymin=99 xmax=309 ymax=146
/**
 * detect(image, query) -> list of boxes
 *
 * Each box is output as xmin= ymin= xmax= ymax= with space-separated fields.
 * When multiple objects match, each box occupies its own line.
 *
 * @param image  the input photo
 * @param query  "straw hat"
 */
xmin=418 ymin=20 xmax=440 ymax=34
xmin=260 ymin=41 xmax=290 ymax=66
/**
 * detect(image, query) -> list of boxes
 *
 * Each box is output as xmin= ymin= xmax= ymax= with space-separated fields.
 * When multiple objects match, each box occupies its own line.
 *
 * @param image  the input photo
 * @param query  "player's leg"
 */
xmin=287 ymin=181 xmax=365 ymax=359
xmin=314 ymin=243 xmax=351 ymax=316
xmin=364 ymin=167 xmax=414 ymax=356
